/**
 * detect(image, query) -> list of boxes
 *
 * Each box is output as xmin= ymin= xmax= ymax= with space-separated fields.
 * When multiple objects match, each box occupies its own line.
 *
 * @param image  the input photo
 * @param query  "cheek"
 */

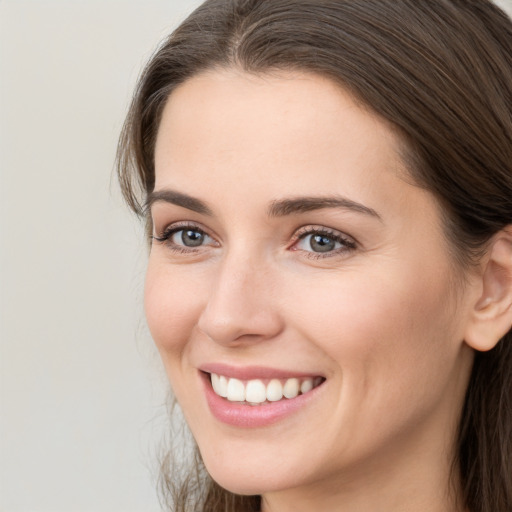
xmin=144 ymin=261 xmax=205 ymax=357
xmin=291 ymin=266 xmax=452 ymax=348
xmin=273 ymin=263 xmax=466 ymax=471
xmin=289 ymin=261 xmax=462 ymax=412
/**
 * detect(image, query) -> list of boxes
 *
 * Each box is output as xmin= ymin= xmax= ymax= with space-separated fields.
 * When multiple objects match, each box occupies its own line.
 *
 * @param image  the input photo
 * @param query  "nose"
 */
xmin=197 ymin=254 xmax=284 ymax=347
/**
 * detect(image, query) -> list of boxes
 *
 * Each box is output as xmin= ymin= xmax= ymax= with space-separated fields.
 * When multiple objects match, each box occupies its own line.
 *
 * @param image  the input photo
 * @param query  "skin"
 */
xmin=145 ymin=69 xmax=481 ymax=511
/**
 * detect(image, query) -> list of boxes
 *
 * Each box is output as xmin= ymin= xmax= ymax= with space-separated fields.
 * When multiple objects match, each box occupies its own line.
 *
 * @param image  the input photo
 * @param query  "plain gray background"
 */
xmin=1 ymin=0 xmax=511 ymax=511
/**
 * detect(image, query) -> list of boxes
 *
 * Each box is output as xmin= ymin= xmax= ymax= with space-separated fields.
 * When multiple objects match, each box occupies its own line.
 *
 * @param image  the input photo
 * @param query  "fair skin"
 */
xmin=145 ymin=69 xmax=511 ymax=512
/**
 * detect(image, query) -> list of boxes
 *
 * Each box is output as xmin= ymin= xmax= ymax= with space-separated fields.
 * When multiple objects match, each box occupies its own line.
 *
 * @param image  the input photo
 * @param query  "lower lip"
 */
xmin=201 ymin=372 xmax=324 ymax=428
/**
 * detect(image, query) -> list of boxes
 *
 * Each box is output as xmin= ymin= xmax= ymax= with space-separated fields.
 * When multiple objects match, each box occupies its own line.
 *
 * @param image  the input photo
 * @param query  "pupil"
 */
xmin=310 ymin=234 xmax=335 ymax=253
xmin=182 ymin=230 xmax=204 ymax=247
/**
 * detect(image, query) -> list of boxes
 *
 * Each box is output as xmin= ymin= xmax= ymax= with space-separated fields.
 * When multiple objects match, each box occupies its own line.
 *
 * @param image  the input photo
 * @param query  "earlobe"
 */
xmin=464 ymin=229 xmax=512 ymax=352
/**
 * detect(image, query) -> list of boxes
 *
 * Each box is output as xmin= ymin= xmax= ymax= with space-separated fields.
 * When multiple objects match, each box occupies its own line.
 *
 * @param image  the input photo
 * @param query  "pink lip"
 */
xmin=200 ymin=363 xmax=322 ymax=381
xmin=200 ymin=370 xmax=325 ymax=428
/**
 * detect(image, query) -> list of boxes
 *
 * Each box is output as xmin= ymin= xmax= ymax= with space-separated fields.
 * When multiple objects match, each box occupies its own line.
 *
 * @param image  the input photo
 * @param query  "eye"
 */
xmin=292 ymin=227 xmax=356 ymax=257
xmin=299 ymin=233 xmax=339 ymax=253
xmin=152 ymin=223 xmax=216 ymax=252
xmin=171 ymin=228 xmax=208 ymax=247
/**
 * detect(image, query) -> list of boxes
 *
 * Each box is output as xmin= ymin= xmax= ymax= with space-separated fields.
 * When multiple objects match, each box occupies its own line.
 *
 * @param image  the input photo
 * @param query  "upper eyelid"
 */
xmin=155 ymin=220 xmax=211 ymax=237
xmin=293 ymin=225 xmax=357 ymax=244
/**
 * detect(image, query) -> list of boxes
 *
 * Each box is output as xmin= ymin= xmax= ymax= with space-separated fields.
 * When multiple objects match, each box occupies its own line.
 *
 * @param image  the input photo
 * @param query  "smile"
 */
xmin=200 ymin=365 xmax=327 ymax=427
xmin=210 ymin=373 xmax=325 ymax=404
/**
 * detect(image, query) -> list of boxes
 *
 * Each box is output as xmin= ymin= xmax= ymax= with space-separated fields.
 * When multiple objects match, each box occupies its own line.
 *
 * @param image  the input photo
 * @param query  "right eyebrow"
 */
xmin=145 ymin=189 xmax=213 ymax=216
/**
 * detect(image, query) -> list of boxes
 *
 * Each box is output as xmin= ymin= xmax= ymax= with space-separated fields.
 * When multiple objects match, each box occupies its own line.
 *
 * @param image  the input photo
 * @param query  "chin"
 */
xmin=201 ymin=451 xmax=296 ymax=496
xmin=208 ymin=472 xmax=279 ymax=497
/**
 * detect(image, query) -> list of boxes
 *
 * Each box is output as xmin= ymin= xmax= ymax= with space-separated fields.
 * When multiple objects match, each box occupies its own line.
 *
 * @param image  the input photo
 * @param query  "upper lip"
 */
xmin=199 ymin=363 xmax=324 ymax=381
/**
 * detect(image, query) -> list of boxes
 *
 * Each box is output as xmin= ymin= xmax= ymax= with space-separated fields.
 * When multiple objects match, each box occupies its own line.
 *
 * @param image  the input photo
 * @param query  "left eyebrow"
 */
xmin=267 ymin=195 xmax=382 ymax=221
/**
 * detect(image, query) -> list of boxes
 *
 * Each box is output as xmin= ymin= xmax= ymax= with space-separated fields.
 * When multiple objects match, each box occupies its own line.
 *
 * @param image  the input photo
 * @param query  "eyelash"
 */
xmin=151 ymin=222 xmax=357 ymax=259
xmin=151 ymin=222 xmax=212 ymax=254
xmin=292 ymin=226 xmax=357 ymax=260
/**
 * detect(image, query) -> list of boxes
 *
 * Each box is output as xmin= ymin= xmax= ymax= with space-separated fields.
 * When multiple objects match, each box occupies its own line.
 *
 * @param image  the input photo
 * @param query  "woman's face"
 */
xmin=146 ymin=69 xmax=475 ymax=498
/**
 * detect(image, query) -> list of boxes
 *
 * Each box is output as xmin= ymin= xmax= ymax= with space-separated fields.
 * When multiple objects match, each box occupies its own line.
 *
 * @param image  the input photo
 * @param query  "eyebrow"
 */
xmin=267 ymin=196 xmax=381 ymax=220
xmin=146 ymin=189 xmax=381 ymax=221
xmin=145 ymin=189 xmax=213 ymax=216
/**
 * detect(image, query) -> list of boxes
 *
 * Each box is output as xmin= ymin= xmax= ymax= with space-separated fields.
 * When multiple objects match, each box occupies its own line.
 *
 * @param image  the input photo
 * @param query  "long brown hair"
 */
xmin=116 ymin=1 xmax=512 ymax=511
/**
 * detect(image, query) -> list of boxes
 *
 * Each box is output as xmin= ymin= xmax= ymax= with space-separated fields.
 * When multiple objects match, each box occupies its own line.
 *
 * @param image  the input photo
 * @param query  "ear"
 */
xmin=464 ymin=227 xmax=512 ymax=352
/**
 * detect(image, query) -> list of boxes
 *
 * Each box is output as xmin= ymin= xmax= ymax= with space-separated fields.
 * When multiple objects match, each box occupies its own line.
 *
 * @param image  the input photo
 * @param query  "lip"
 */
xmin=200 ymin=363 xmax=323 ymax=381
xmin=200 ymin=368 xmax=326 ymax=428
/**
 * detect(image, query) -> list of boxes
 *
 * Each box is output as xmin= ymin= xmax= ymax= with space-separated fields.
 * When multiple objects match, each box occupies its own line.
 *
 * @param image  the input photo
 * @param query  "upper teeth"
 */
xmin=210 ymin=374 xmax=322 ymax=403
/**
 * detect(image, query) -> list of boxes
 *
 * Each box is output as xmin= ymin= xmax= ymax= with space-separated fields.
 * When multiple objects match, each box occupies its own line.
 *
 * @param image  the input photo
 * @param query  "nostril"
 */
xmin=197 ymin=308 xmax=284 ymax=347
xmin=196 ymin=269 xmax=284 ymax=345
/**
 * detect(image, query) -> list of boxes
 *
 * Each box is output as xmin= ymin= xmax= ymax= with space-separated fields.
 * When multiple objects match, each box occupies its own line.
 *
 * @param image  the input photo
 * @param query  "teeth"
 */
xmin=300 ymin=378 xmax=313 ymax=394
xmin=226 ymin=378 xmax=245 ymax=401
xmin=267 ymin=379 xmax=283 ymax=402
xmin=217 ymin=375 xmax=228 ymax=397
xmin=313 ymin=376 xmax=323 ymax=387
xmin=245 ymin=379 xmax=267 ymax=403
xmin=283 ymin=378 xmax=299 ymax=399
xmin=210 ymin=373 xmax=323 ymax=403
xmin=211 ymin=373 xmax=220 ymax=394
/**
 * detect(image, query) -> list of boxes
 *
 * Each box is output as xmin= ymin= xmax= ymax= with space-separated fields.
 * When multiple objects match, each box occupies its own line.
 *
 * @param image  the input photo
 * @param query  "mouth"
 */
xmin=199 ymin=366 xmax=326 ymax=427
xmin=209 ymin=373 xmax=325 ymax=405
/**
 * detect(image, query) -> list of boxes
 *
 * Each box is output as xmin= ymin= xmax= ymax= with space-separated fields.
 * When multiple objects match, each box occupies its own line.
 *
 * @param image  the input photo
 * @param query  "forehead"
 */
xmin=154 ymin=68 xmax=406 ymax=197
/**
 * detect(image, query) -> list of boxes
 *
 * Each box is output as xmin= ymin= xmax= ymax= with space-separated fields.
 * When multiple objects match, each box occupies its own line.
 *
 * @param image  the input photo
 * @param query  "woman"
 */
xmin=116 ymin=1 xmax=512 ymax=511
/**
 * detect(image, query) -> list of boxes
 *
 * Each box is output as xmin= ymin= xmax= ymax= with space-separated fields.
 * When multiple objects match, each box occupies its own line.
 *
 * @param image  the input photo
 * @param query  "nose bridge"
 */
xmin=197 ymin=246 xmax=282 ymax=345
